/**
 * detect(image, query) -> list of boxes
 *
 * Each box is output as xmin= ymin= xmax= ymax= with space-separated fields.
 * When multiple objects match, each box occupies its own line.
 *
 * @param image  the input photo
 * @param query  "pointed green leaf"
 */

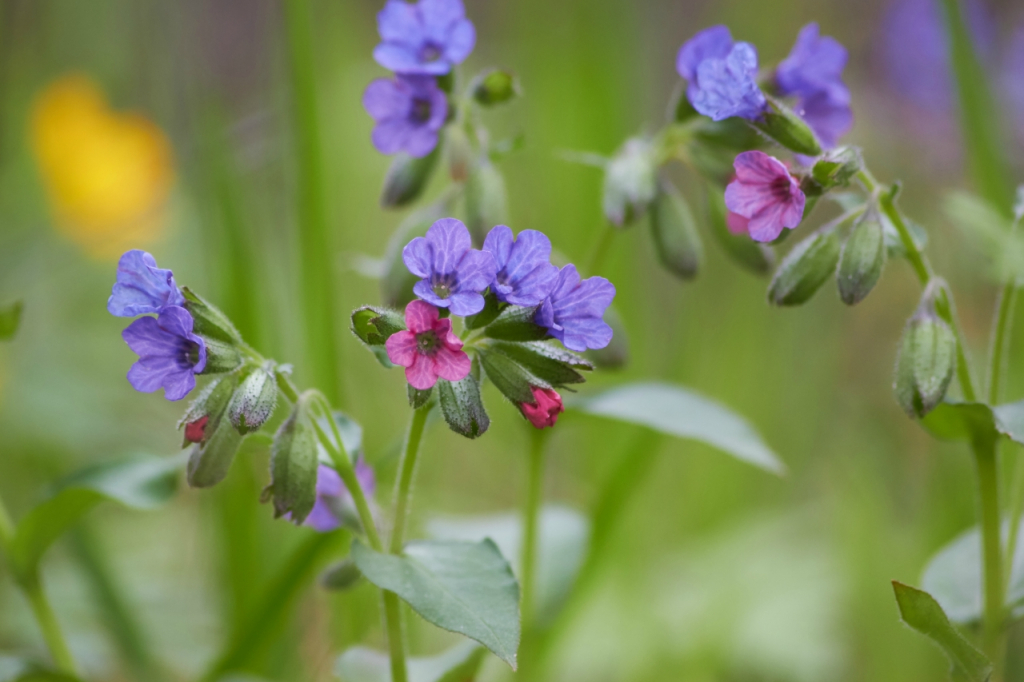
xmin=351 ymin=539 xmax=520 ymax=668
xmin=571 ymin=382 xmax=784 ymax=474
xmin=437 ymin=375 xmax=490 ymax=439
xmin=335 ymin=641 xmax=486 ymax=682
xmin=891 ymin=581 xmax=992 ymax=682
xmin=0 ymin=300 xmax=23 ymax=341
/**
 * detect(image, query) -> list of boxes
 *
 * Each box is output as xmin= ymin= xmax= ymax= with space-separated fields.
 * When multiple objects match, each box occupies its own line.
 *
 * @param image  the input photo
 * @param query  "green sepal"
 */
xmin=351 ymin=306 xmax=406 ymax=345
xmin=602 ymin=137 xmax=657 ymax=227
xmin=750 ymin=95 xmax=822 ymax=157
xmin=894 ymin=303 xmax=957 ymax=418
xmin=483 ymin=305 xmax=549 ymax=342
xmin=472 ymin=68 xmax=520 ymax=107
xmin=437 ymin=374 xmax=490 ymax=439
xmin=837 ymin=215 xmax=885 ymax=306
xmin=408 ymin=384 xmax=434 ymax=409
xmin=199 ymin=337 xmax=243 ymax=375
xmin=478 ymin=350 xmax=536 ymax=404
xmin=767 ymin=228 xmax=841 ymax=306
xmin=465 ymin=160 xmax=509 ymax=245
xmin=488 ymin=340 xmax=591 ymax=388
xmin=178 ymin=373 xmax=237 ymax=447
xmin=186 ymin=373 xmax=244 ymax=488
xmin=0 ymin=300 xmax=23 ymax=341
xmin=464 ymin=292 xmax=502 ymax=330
xmin=705 ymin=181 xmax=775 ymax=276
xmin=381 ymin=143 xmax=441 ymax=208
xmin=811 ymin=146 xmax=863 ymax=191
xmin=320 ymin=559 xmax=363 ymax=591
xmin=181 ymin=287 xmax=242 ymax=345
xmin=227 ymin=363 xmax=278 ymax=434
xmin=649 ymin=181 xmax=703 ymax=280
xmin=261 ymin=393 xmax=318 ymax=524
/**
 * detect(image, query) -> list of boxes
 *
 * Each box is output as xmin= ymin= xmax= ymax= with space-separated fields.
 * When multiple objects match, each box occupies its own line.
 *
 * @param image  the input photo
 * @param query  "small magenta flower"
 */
xmin=690 ymin=42 xmax=768 ymax=121
xmin=184 ymin=416 xmax=209 ymax=443
xmin=373 ymin=0 xmax=475 ymax=76
xmin=724 ymin=151 xmax=805 ymax=243
xmin=107 ymin=249 xmax=185 ymax=317
xmin=482 ymin=225 xmax=558 ymax=307
xmin=535 ymin=265 xmax=616 ymax=352
xmin=385 ymin=300 xmax=471 ymax=390
xmin=677 ymin=25 xmax=734 ymax=101
xmin=122 ymin=306 xmax=207 ymax=401
xmin=305 ymin=459 xmax=377 ymax=533
xmin=520 ymin=387 xmax=564 ymax=429
xmin=403 ymin=218 xmax=497 ymax=316
xmin=363 ymin=75 xmax=448 ymax=158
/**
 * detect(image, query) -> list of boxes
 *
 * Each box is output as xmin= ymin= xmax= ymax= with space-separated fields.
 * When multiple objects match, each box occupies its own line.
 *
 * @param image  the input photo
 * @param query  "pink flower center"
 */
xmin=769 ymin=175 xmax=794 ymax=203
xmin=416 ymin=330 xmax=441 ymax=355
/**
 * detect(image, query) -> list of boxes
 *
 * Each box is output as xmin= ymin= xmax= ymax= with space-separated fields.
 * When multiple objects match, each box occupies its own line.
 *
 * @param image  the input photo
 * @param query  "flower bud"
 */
xmin=837 ymin=216 xmax=886 ymax=306
xmin=181 ymin=287 xmax=242 ymax=345
xmin=602 ymin=137 xmax=657 ymax=227
xmin=750 ymin=95 xmax=822 ymax=158
xmin=465 ymin=160 xmax=508 ymax=245
xmin=351 ymin=306 xmax=405 ymax=345
xmin=184 ymin=373 xmax=243 ymax=488
xmin=520 ymin=387 xmax=564 ymax=429
xmin=437 ymin=373 xmax=489 ymax=439
xmin=178 ymin=373 xmax=237 ymax=447
xmin=199 ymin=337 xmax=243 ymax=375
xmin=767 ymin=228 xmax=841 ymax=306
xmin=705 ymin=181 xmax=775 ymax=276
xmin=649 ymin=182 xmax=703 ymax=280
xmin=262 ymin=394 xmax=318 ymax=523
xmin=472 ymin=69 xmax=520 ymax=107
xmin=380 ymin=144 xmax=441 ymax=208
xmin=811 ymin=147 xmax=863 ymax=191
xmin=894 ymin=304 xmax=957 ymax=418
xmin=320 ymin=559 xmax=363 ymax=591
xmin=228 ymin=364 xmax=278 ymax=434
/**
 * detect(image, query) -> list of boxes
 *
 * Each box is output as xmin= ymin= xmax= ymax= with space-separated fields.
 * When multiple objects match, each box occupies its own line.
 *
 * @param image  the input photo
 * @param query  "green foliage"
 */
xmin=187 ymin=376 xmax=245 ymax=488
xmin=483 ymin=305 xmax=549 ymax=342
xmin=262 ymin=399 xmax=318 ymax=524
xmin=0 ymin=657 xmax=81 ymax=682
xmin=472 ymin=69 xmax=520 ymax=107
xmin=465 ymin=161 xmax=508 ymax=244
xmin=351 ymin=306 xmax=406 ymax=345
xmin=767 ymin=229 xmax=841 ymax=306
xmin=463 ymin=292 xmax=501 ymax=330
xmin=486 ymin=340 xmax=591 ymax=388
xmin=336 ymin=641 xmax=486 ymax=682
xmin=437 ymin=375 xmax=490 ymax=439
xmin=572 ymin=382 xmax=784 ymax=473
xmin=750 ymin=95 xmax=821 ymax=157
xmin=649 ymin=181 xmax=703 ymax=280
xmin=381 ymin=146 xmax=441 ymax=208
xmin=891 ymin=581 xmax=992 ymax=682
xmin=0 ymin=300 xmax=22 ymax=341
xmin=837 ymin=216 xmax=885 ymax=305
xmin=894 ymin=313 xmax=957 ymax=419
xmin=352 ymin=539 xmax=520 ymax=668
xmin=320 ymin=559 xmax=363 ymax=591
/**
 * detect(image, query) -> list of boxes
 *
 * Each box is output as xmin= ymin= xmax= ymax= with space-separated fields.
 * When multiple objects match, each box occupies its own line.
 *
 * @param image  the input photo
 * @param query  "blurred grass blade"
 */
xmin=891 ymin=581 xmax=992 ymax=682
xmin=571 ymin=382 xmax=784 ymax=474
xmin=283 ymin=0 xmax=342 ymax=402
xmin=0 ymin=656 xmax=82 ymax=681
xmin=939 ymin=0 xmax=1014 ymax=214
xmin=201 ymin=532 xmax=340 ymax=681
xmin=336 ymin=641 xmax=486 ymax=682
xmin=0 ymin=300 xmax=22 ymax=340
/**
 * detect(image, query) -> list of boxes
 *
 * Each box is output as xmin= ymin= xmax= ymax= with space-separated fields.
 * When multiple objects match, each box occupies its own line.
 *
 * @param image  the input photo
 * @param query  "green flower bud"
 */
xmin=894 ymin=306 xmax=957 ymax=418
xmin=181 ymin=287 xmax=242 ymax=345
xmin=603 ymin=137 xmax=657 ymax=227
xmin=649 ymin=182 xmax=704 ymax=280
xmin=185 ymin=373 xmax=242 ymax=488
xmin=178 ymin=373 xmax=238 ymax=447
xmin=437 ymin=373 xmax=489 ymax=439
xmin=199 ymin=337 xmax=243 ymax=375
xmin=472 ymin=69 xmax=520 ymax=107
xmin=465 ymin=160 xmax=508 ymax=245
xmin=320 ymin=559 xmax=363 ymax=591
xmin=262 ymin=394 xmax=318 ymax=523
xmin=380 ymin=143 xmax=441 ymax=208
xmin=750 ymin=95 xmax=822 ymax=157
xmin=351 ymin=306 xmax=405 ymax=345
xmin=768 ymin=228 xmax=841 ymax=306
xmin=811 ymin=146 xmax=863 ymax=191
xmin=228 ymin=364 xmax=278 ymax=435
xmin=837 ymin=216 xmax=886 ymax=306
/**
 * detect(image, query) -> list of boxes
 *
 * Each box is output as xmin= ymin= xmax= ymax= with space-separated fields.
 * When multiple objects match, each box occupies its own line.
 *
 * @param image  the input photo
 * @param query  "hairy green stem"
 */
xmin=1005 ymin=453 xmax=1024 ymax=584
xmin=389 ymin=407 xmax=430 ymax=555
xmin=520 ymin=428 xmax=547 ymax=630
xmin=987 ymin=284 xmax=1017 ymax=406
xmin=975 ymin=437 xmax=1006 ymax=674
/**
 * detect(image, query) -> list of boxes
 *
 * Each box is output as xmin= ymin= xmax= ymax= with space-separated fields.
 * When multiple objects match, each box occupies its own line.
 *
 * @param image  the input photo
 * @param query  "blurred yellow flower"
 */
xmin=31 ymin=75 xmax=174 ymax=259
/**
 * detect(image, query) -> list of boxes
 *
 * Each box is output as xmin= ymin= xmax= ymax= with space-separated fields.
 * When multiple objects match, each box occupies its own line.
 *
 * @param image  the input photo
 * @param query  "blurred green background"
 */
xmin=2 ymin=0 xmax=1024 ymax=680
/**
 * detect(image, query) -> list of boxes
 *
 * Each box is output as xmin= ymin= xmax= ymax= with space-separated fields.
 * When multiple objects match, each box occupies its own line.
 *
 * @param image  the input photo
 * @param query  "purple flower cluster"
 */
xmin=677 ymin=23 xmax=852 ymax=150
xmin=364 ymin=0 xmax=475 ymax=157
xmin=108 ymin=250 xmax=205 ymax=401
xmin=400 ymin=218 xmax=616 ymax=352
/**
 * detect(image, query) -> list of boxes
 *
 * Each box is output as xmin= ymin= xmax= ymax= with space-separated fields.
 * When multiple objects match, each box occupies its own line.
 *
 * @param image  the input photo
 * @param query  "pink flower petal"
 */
xmin=385 ymin=330 xmax=418 ymax=367
xmin=433 ymin=346 xmax=472 ymax=382
xmin=733 ymin=150 xmax=789 ymax=184
xmin=405 ymin=353 xmax=438 ymax=390
xmin=404 ymin=300 xmax=439 ymax=334
xmin=726 ymin=211 xmax=750 ymax=235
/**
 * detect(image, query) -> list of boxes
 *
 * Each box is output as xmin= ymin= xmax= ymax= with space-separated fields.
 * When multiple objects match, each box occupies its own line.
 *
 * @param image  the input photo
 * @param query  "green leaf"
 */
xmin=0 ymin=656 xmax=81 ymax=682
xmin=921 ymin=402 xmax=997 ymax=443
xmin=922 ymin=519 xmax=1024 ymax=623
xmin=478 ymin=350 xmax=536 ymax=404
xmin=335 ymin=641 xmax=486 ymax=682
xmin=891 ymin=581 xmax=992 ymax=682
xmin=487 ymin=341 xmax=590 ymax=388
xmin=437 ymin=375 xmax=490 ymax=439
xmin=351 ymin=306 xmax=406 ymax=346
xmin=263 ymin=402 xmax=318 ymax=524
xmin=427 ymin=505 xmax=589 ymax=625
xmin=464 ymin=292 xmax=501 ymax=331
xmin=571 ymin=382 xmax=784 ymax=474
xmin=351 ymin=539 xmax=520 ymax=668
xmin=0 ymin=300 xmax=23 ymax=340
xmin=8 ymin=454 xmax=185 ymax=578
xmin=483 ymin=305 xmax=549 ymax=342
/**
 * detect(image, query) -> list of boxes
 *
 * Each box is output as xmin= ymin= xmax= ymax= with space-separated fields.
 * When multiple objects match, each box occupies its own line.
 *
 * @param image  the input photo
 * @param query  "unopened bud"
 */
xmin=811 ymin=147 xmax=863 ymax=190
xmin=767 ymin=228 xmax=841 ymax=306
xmin=751 ymin=96 xmax=822 ymax=158
xmin=894 ymin=302 xmax=956 ymax=418
xmin=837 ymin=216 xmax=885 ymax=306
xmin=200 ymin=337 xmax=243 ymax=374
xmin=181 ymin=287 xmax=242 ymax=345
xmin=263 ymin=394 xmax=318 ymax=523
xmin=472 ymin=69 xmax=520 ymax=107
xmin=437 ymin=374 xmax=490 ymax=439
xmin=649 ymin=182 xmax=703 ymax=280
xmin=520 ymin=386 xmax=564 ymax=429
xmin=178 ymin=373 xmax=237 ymax=447
xmin=351 ymin=306 xmax=405 ymax=345
xmin=320 ymin=559 xmax=363 ymax=591
xmin=184 ymin=373 xmax=242 ymax=488
xmin=228 ymin=364 xmax=278 ymax=434
xmin=465 ymin=160 xmax=509 ymax=245
xmin=381 ymin=144 xmax=441 ymax=208
xmin=603 ymin=137 xmax=657 ymax=227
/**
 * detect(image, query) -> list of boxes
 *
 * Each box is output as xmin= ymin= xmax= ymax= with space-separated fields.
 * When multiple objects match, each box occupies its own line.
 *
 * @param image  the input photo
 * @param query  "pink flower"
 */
xmin=724 ymin=151 xmax=806 ymax=242
xmin=520 ymin=387 xmax=564 ymax=429
xmin=385 ymin=300 xmax=472 ymax=390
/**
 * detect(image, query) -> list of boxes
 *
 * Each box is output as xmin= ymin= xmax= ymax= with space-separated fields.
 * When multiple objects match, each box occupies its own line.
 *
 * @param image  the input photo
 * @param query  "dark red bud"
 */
xmin=185 ymin=416 xmax=210 ymax=443
xmin=520 ymin=387 xmax=564 ymax=429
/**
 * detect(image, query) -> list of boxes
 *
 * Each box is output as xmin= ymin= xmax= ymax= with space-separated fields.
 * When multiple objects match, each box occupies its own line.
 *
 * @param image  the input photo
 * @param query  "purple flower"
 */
xmin=107 ymin=250 xmax=185 ymax=318
xmin=677 ymin=25 xmax=734 ymax=101
xmin=363 ymin=75 xmax=448 ymax=158
xmin=793 ymin=90 xmax=853 ymax=149
xmin=482 ymin=226 xmax=558 ymax=306
xmin=403 ymin=218 xmax=497 ymax=316
xmin=373 ymin=0 xmax=475 ymax=76
xmin=690 ymin=42 xmax=768 ymax=121
xmin=122 ymin=306 xmax=206 ymax=401
xmin=535 ymin=265 xmax=616 ymax=352
xmin=724 ymin=151 xmax=805 ymax=243
xmin=1003 ymin=27 xmax=1024 ymax=136
xmin=305 ymin=459 xmax=377 ymax=533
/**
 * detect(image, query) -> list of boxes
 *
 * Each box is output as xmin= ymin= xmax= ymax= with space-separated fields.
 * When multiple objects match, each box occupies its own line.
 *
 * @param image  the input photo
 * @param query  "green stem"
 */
xmin=520 ymin=428 xmax=547 ymax=630
xmin=1005 ymin=452 xmax=1024 ymax=583
xmin=382 ymin=591 xmax=408 ymax=682
xmin=585 ymin=224 xmax=617 ymax=277
xmin=389 ymin=407 xmax=430 ymax=555
xmin=974 ymin=437 xmax=1006 ymax=675
xmin=282 ymin=0 xmax=342 ymax=403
